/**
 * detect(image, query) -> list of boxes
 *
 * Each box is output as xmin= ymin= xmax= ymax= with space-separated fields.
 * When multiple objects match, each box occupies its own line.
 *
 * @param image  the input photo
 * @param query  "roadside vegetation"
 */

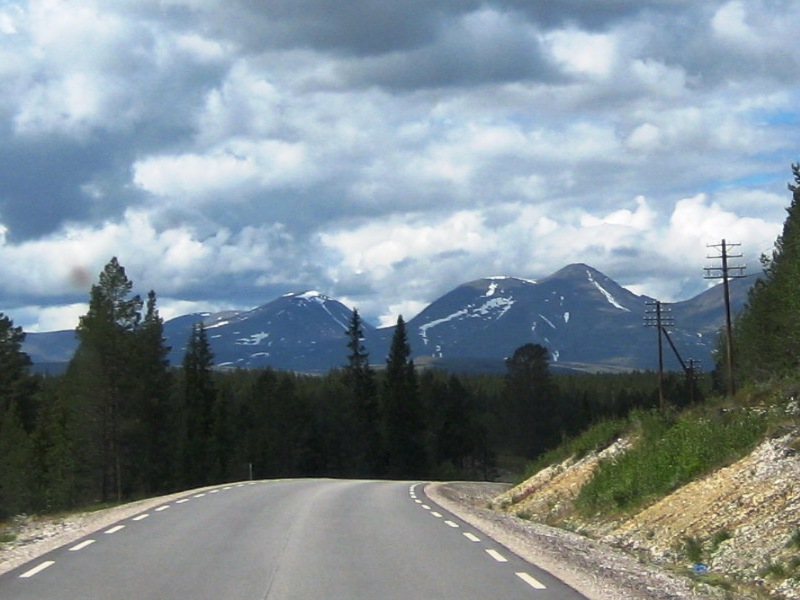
xmin=574 ymin=405 xmax=769 ymax=516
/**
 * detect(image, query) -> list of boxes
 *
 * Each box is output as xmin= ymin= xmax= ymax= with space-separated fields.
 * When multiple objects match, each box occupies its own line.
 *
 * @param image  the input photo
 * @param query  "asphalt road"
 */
xmin=0 ymin=479 xmax=588 ymax=599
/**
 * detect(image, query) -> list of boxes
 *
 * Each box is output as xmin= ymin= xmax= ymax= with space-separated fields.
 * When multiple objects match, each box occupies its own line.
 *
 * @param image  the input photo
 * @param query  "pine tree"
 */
xmin=343 ymin=309 xmax=380 ymax=475
xmin=735 ymin=163 xmax=800 ymax=380
xmin=69 ymin=257 xmax=143 ymax=502
xmin=381 ymin=316 xmax=427 ymax=478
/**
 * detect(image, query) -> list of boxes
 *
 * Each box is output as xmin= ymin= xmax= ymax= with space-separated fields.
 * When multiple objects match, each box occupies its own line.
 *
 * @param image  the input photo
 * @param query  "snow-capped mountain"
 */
xmin=164 ymin=290 xmax=369 ymax=371
xmin=400 ymin=264 xmax=652 ymax=371
xmin=22 ymin=263 xmax=752 ymax=374
xmin=400 ymin=263 xmax=752 ymax=372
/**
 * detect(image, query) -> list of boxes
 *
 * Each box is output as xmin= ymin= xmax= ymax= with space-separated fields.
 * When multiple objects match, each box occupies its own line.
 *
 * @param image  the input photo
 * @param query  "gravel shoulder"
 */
xmin=426 ymin=481 xmax=731 ymax=600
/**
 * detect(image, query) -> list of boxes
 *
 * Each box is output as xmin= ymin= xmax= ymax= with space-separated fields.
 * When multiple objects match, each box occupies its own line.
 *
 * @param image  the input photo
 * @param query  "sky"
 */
xmin=1 ymin=0 xmax=798 ymax=332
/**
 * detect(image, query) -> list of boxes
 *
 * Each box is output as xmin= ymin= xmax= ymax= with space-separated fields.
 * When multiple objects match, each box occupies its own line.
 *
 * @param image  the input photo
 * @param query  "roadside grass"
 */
xmin=574 ymin=406 xmax=769 ymax=516
xmin=0 ymin=532 xmax=16 ymax=545
xmin=517 ymin=417 xmax=628 ymax=484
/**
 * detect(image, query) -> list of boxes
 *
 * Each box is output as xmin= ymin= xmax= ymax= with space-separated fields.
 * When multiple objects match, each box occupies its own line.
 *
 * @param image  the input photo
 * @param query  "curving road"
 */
xmin=0 ymin=479 xmax=587 ymax=599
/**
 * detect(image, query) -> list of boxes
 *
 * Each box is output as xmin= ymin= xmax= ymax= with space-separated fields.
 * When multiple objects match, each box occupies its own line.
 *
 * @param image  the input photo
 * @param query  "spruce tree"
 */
xmin=135 ymin=290 xmax=174 ymax=493
xmin=181 ymin=322 xmax=216 ymax=488
xmin=735 ymin=163 xmax=800 ymax=380
xmin=381 ymin=316 xmax=427 ymax=478
xmin=0 ymin=401 xmax=33 ymax=518
xmin=343 ymin=309 xmax=380 ymax=475
xmin=0 ymin=313 xmax=37 ymax=431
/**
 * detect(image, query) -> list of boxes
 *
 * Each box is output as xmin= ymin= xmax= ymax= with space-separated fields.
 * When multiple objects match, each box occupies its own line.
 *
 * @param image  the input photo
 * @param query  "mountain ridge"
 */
xmin=21 ymin=263 xmax=753 ymax=374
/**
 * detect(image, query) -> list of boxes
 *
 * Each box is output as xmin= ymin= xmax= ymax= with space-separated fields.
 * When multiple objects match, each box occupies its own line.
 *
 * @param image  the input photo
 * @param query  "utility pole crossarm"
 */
xmin=644 ymin=300 xmax=673 ymax=412
xmin=704 ymin=239 xmax=746 ymax=397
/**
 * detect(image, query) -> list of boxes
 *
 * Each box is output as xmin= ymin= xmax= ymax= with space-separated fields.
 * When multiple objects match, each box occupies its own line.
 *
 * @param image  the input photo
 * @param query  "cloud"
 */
xmin=0 ymin=0 xmax=797 ymax=335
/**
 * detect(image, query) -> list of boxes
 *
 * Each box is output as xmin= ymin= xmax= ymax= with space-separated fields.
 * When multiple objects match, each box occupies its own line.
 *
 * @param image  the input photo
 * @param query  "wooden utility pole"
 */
xmin=645 ymin=300 xmax=673 ymax=412
xmin=704 ymin=240 xmax=746 ymax=397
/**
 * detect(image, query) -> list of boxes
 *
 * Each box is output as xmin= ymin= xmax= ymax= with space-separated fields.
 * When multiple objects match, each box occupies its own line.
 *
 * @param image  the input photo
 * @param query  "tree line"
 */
xmin=717 ymin=164 xmax=800 ymax=387
xmin=1 ymin=259 xmax=677 ymax=520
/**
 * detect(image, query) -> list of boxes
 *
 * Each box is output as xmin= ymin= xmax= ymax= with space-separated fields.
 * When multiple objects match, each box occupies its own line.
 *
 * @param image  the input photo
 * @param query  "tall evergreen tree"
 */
xmin=343 ymin=309 xmax=380 ymax=475
xmin=503 ymin=343 xmax=559 ymax=458
xmin=181 ymin=322 xmax=216 ymax=488
xmin=735 ymin=163 xmax=800 ymax=380
xmin=0 ymin=313 xmax=37 ymax=431
xmin=134 ymin=290 xmax=174 ymax=493
xmin=381 ymin=316 xmax=427 ymax=478
xmin=0 ymin=401 xmax=33 ymax=518
xmin=69 ymin=257 xmax=143 ymax=502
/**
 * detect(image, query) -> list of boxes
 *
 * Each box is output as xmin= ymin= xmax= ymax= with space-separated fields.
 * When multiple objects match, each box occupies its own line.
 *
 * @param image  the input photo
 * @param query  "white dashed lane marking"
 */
xmin=19 ymin=561 xmax=55 ymax=578
xmin=486 ymin=549 xmax=508 ymax=563
xmin=407 ymin=487 xmax=551 ymax=594
xmin=69 ymin=540 xmax=95 ymax=552
xmin=14 ymin=482 xmax=257 ymax=582
xmin=104 ymin=525 xmax=125 ymax=535
xmin=516 ymin=572 xmax=547 ymax=590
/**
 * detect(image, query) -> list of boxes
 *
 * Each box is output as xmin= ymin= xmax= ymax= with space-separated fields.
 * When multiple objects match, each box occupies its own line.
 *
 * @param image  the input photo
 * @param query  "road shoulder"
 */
xmin=425 ymin=482 xmax=725 ymax=600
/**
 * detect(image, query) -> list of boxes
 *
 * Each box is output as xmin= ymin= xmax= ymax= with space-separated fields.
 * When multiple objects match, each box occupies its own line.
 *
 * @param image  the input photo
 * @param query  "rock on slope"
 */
xmin=495 ymin=430 xmax=800 ymax=599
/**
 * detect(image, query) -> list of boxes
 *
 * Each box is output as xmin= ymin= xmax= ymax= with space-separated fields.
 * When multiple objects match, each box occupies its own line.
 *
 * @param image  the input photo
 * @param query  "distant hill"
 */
xmin=23 ymin=263 xmax=753 ymax=374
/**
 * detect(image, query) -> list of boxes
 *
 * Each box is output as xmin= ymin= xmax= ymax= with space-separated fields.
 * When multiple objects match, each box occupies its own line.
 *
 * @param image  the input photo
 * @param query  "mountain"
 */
xmin=400 ymin=264 xmax=650 ymax=372
xmin=401 ymin=264 xmax=753 ymax=373
xmin=22 ymin=264 xmax=752 ymax=374
xmin=164 ymin=291 xmax=368 ymax=371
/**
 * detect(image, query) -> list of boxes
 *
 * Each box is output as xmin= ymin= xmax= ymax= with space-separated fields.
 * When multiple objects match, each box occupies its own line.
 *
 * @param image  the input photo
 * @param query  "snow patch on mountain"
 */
xmin=298 ymin=291 xmax=322 ymax=300
xmin=586 ymin=269 xmax=630 ymax=312
xmin=236 ymin=332 xmax=270 ymax=346
xmin=319 ymin=303 xmax=349 ymax=331
xmin=539 ymin=314 xmax=556 ymax=329
xmin=487 ymin=275 xmax=538 ymax=284
xmin=418 ymin=297 xmax=515 ymax=345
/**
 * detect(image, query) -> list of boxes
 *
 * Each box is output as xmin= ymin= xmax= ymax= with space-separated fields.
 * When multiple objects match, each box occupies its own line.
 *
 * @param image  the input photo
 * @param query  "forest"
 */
xmin=4 ymin=162 xmax=800 ymax=522
xmin=0 ymin=257 xmax=682 ymax=520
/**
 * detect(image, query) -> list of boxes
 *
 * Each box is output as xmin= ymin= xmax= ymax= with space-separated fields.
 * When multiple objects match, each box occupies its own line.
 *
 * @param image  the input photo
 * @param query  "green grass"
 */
xmin=574 ymin=408 xmax=768 ymax=515
xmin=683 ymin=536 xmax=705 ymax=563
xmin=518 ymin=417 xmax=627 ymax=483
xmin=0 ymin=532 xmax=16 ymax=544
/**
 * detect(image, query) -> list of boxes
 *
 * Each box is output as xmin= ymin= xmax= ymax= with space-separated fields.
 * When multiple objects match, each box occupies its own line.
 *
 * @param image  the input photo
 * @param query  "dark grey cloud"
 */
xmin=0 ymin=0 xmax=796 ymax=332
xmin=0 ymin=137 xmax=114 ymax=241
xmin=495 ymin=0 xmax=692 ymax=30
xmin=339 ymin=17 xmax=563 ymax=90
